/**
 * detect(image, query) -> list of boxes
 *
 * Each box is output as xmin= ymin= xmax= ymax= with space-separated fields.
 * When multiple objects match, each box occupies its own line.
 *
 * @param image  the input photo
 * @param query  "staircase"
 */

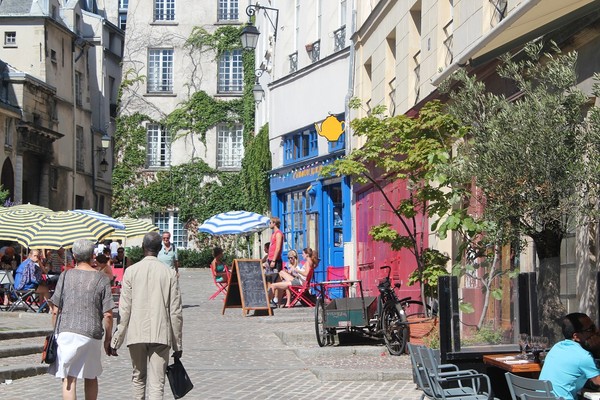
xmin=0 ymin=318 xmax=52 ymax=382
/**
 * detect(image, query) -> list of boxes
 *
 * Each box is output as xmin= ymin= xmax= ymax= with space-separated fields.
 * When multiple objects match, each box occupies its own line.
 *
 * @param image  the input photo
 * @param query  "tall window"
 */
xmin=217 ymin=124 xmax=244 ymax=169
xmin=147 ymin=124 xmax=170 ymax=168
xmin=154 ymin=211 xmax=188 ymax=248
xmin=282 ymin=190 xmax=310 ymax=252
xmin=218 ymin=50 xmax=243 ymax=93
xmin=118 ymin=0 xmax=128 ymax=31
xmin=76 ymin=126 xmax=84 ymax=171
xmin=154 ymin=0 xmax=175 ymax=21
xmin=284 ymin=128 xmax=318 ymax=164
xmin=147 ymin=49 xmax=173 ymax=93
xmin=218 ymin=0 xmax=238 ymax=21
xmin=4 ymin=118 xmax=13 ymax=147
xmin=74 ymin=71 xmax=82 ymax=105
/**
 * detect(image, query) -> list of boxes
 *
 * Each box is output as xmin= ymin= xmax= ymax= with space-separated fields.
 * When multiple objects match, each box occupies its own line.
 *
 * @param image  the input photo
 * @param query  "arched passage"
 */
xmin=1 ymin=158 xmax=15 ymax=204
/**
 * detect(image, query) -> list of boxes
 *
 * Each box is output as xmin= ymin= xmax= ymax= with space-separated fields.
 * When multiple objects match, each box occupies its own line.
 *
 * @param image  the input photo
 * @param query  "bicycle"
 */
xmin=376 ymin=265 xmax=433 ymax=355
xmin=314 ymin=265 xmax=433 ymax=355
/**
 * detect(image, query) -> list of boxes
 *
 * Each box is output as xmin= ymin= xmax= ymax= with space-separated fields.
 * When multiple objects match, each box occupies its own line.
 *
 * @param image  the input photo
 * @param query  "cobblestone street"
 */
xmin=0 ymin=268 xmax=422 ymax=399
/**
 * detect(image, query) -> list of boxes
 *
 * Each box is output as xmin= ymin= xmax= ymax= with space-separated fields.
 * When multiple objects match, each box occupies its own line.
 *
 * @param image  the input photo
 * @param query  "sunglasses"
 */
xmin=289 ymin=256 xmax=296 ymax=259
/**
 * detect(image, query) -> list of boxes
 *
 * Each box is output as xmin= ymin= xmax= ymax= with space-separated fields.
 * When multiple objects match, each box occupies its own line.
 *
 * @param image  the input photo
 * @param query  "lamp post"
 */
xmin=240 ymin=4 xmax=279 ymax=51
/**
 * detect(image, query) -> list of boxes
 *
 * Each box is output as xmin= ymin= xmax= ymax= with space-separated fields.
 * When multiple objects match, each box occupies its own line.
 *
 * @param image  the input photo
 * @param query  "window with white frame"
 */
xmin=154 ymin=0 xmax=175 ymax=21
xmin=154 ymin=211 xmax=188 ymax=248
xmin=4 ymin=118 xmax=13 ymax=147
xmin=147 ymin=124 xmax=171 ymax=168
xmin=118 ymin=0 xmax=128 ymax=31
xmin=4 ymin=32 xmax=16 ymax=46
xmin=217 ymin=124 xmax=244 ymax=169
xmin=76 ymin=125 xmax=85 ymax=171
xmin=282 ymin=190 xmax=309 ymax=253
xmin=218 ymin=0 xmax=238 ymax=21
xmin=217 ymin=50 xmax=243 ymax=93
xmin=147 ymin=49 xmax=173 ymax=93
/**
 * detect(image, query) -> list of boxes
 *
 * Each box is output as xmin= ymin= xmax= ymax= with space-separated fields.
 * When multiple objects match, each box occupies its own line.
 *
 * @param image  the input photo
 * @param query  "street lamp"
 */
xmin=253 ymin=68 xmax=266 ymax=104
xmin=240 ymin=4 xmax=279 ymax=51
xmin=96 ymin=133 xmax=111 ymax=174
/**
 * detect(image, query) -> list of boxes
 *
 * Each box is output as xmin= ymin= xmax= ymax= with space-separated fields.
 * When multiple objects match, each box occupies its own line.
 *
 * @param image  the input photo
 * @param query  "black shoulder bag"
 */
xmin=41 ymin=270 xmax=68 ymax=364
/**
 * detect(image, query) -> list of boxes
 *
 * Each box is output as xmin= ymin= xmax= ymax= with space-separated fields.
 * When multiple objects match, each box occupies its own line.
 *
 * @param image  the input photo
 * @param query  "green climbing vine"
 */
xmin=112 ymin=25 xmax=270 ymax=232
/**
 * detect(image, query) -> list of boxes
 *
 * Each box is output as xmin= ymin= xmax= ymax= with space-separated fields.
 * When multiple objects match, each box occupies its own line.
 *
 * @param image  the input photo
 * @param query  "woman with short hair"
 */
xmin=48 ymin=239 xmax=114 ymax=400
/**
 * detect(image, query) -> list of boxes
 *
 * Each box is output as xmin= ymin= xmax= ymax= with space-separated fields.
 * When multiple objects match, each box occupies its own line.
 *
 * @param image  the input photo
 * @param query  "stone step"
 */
xmin=0 ymin=363 xmax=48 ymax=382
xmin=0 ymin=343 xmax=44 ymax=358
xmin=0 ymin=328 xmax=53 ymax=341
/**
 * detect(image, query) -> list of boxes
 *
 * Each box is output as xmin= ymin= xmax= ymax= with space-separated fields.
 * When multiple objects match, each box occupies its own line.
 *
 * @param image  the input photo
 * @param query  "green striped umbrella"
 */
xmin=0 ymin=209 xmax=50 ymax=243
xmin=0 ymin=203 xmax=53 ymax=214
xmin=106 ymin=217 xmax=159 ymax=240
xmin=19 ymin=211 xmax=115 ymax=250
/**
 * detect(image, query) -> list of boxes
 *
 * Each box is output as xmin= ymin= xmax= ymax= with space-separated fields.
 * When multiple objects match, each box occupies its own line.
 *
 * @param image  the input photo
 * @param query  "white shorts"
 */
xmin=49 ymin=332 xmax=103 ymax=379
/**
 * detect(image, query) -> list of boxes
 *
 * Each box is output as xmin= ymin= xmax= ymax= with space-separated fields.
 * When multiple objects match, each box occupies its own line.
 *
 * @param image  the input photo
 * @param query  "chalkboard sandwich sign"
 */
xmin=222 ymin=259 xmax=273 ymax=316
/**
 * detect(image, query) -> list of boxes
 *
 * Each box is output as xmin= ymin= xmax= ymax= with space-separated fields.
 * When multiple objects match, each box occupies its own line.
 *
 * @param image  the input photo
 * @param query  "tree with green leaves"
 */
xmin=442 ymin=42 xmax=600 ymax=340
xmin=322 ymin=100 xmax=475 ymax=308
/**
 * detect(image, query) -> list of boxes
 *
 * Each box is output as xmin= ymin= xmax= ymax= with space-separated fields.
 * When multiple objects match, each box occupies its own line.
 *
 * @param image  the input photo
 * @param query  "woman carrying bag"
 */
xmin=48 ymin=239 xmax=114 ymax=400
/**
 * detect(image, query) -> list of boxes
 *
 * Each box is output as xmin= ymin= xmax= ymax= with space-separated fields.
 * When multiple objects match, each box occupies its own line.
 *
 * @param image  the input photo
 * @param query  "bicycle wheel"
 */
xmin=315 ymin=297 xmax=328 ymax=347
xmin=403 ymin=300 xmax=433 ymax=319
xmin=382 ymin=302 xmax=408 ymax=355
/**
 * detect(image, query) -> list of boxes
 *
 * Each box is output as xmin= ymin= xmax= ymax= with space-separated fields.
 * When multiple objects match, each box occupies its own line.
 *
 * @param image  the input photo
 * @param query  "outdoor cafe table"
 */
xmin=482 ymin=353 xmax=541 ymax=376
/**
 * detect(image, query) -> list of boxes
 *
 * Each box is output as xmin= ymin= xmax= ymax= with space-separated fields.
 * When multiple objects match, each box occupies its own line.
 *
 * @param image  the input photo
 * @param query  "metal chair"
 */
xmin=209 ymin=263 xmax=230 ymax=300
xmin=417 ymin=345 xmax=494 ymax=399
xmin=287 ymin=267 xmax=315 ymax=307
xmin=505 ymin=372 xmax=555 ymax=400
xmin=3 ymin=270 xmax=39 ymax=312
xmin=520 ymin=394 xmax=563 ymax=400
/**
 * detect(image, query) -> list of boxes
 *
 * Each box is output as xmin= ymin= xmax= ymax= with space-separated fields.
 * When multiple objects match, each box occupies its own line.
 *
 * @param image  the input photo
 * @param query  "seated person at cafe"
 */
xmin=14 ymin=249 xmax=49 ymax=303
xmin=112 ymin=247 xmax=130 ymax=270
xmin=49 ymin=247 xmax=72 ymax=274
xmin=94 ymin=254 xmax=115 ymax=284
xmin=539 ymin=312 xmax=600 ymax=400
xmin=210 ymin=247 xmax=228 ymax=282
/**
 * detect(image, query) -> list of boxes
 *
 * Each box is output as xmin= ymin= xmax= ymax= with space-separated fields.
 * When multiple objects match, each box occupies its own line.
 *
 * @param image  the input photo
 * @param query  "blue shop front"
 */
xmin=269 ymin=117 xmax=351 ymax=284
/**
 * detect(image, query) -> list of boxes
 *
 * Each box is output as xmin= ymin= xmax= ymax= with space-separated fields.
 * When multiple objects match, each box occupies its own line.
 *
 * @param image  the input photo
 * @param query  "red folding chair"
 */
xmin=288 ymin=267 xmax=315 ymax=307
xmin=324 ymin=265 xmax=350 ymax=299
xmin=209 ymin=263 xmax=230 ymax=300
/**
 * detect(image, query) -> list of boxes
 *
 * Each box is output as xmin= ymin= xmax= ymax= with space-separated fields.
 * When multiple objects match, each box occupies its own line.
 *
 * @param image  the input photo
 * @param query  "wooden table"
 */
xmin=482 ymin=354 xmax=541 ymax=374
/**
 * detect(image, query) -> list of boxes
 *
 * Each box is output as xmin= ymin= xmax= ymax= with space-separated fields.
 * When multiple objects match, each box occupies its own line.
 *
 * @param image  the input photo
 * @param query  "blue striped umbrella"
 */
xmin=69 ymin=209 xmax=126 ymax=230
xmin=19 ymin=211 xmax=115 ymax=250
xmin=198 ymin=211 xmax=270 ymax=235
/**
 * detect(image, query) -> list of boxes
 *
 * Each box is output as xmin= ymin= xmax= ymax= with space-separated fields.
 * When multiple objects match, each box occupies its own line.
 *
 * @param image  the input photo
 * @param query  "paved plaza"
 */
xmin=0 ymin=268 xmax=422 ymax=399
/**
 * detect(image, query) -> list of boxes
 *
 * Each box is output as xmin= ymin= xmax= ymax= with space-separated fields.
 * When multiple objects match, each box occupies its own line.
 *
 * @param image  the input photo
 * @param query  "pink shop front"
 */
xmin=355 ymin=178 xmax=424 ymax=300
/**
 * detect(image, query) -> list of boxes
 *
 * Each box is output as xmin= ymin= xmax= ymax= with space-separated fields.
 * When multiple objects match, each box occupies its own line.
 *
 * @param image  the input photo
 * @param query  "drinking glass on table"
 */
xmin=518 ymin=333 xmax=530 ymax=359
xmin=539 ymin=336 xmax=549 ymax=351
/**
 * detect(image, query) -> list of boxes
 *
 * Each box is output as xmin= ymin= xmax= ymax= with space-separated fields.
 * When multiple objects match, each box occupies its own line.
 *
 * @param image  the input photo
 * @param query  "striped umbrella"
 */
xmin=198 ymin=211 xmax=270 ymax=235
xmin=19 ymin=211 xmax=115 ymax=250
xmin=0 ymin=209 xmax=50 ymax=243
xmin=105 ymin=217 xmax=159 ymax=240
xmin=0 ymin=203 xmax=53 ymax=214
xmin=69 ymin=209 xmax=126 ymax=230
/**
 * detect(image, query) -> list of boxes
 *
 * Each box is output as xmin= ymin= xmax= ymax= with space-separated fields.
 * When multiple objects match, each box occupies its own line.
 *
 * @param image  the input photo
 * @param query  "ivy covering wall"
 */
xmin=111 ymin=26 xmax=271 ymax=238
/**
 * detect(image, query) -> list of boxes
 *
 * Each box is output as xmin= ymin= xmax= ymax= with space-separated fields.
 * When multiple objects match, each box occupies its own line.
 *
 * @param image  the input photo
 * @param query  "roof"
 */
xmin=0 ymin=0 xmax=35 ymax=16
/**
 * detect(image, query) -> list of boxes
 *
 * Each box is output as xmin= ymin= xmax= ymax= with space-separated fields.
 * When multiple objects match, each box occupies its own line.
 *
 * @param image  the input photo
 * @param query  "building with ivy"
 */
xmin=115 ymin=0 xmax=260 ymax=249
xmin=0 ymin=0 xmax=121 ymax=212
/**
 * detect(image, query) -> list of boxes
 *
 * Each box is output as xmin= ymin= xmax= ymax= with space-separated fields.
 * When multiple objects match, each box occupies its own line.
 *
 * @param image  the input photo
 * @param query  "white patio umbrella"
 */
xmin=69 ymin=209 xmax=126 ymax=230
xmin=198 ymin=211 xmax=270 ymax=257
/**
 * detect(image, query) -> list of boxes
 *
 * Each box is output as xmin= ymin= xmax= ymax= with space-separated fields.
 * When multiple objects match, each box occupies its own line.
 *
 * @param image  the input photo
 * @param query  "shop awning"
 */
xmin=431 ymin=0 xmax=600 ymax=85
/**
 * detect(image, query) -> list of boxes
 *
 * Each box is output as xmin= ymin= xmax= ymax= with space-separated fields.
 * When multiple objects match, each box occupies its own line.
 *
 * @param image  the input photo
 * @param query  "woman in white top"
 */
xmin=270 ymin=248 xmax=317 ymax=308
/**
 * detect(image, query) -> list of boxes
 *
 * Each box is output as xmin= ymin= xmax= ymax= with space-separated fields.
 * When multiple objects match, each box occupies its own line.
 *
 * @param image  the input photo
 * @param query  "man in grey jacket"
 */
xmin=110 ymin=231 xmax=183 ymax=399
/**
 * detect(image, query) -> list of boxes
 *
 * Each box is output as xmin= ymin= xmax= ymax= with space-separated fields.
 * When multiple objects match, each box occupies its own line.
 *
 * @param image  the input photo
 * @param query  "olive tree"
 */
xmin=442 ymin=42 xmax=600 ymax=340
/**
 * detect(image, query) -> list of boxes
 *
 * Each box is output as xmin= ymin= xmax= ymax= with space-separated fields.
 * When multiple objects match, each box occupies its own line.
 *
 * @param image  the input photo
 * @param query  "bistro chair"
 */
xmin=520 ymin=394 xmax=563 ymax=400
xmin=505 ymin=372 xmax=555 ymax=400
xmin=287 ymin=267 xmax=315 ymax=307
xmin=209 ymin=263 xmax=230 ymax=301
xmin=417 ymin=345 xmax=494 ymax=399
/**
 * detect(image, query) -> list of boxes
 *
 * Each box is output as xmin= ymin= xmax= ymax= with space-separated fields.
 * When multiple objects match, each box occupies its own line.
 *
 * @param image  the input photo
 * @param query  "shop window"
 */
xmin=282 ymin=190 xmax=308 ymax=252
xmin=284 ymin=128 xmax=318 ymax=165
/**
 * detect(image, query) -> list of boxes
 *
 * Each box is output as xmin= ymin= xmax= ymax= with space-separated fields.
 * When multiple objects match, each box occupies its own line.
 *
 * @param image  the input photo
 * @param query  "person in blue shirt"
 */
xmin=13 ymin=249 xmax=49 ymax=303
xmin=539 ymin=312 xmax=600 ymax=400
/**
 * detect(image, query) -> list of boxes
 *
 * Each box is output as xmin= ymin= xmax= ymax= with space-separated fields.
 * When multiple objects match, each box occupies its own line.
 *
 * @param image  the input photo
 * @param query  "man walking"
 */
xmin=110 ymin=232 xmax=183 ymax=400
xmin=157 ymin=231 xmax=179 ymax=275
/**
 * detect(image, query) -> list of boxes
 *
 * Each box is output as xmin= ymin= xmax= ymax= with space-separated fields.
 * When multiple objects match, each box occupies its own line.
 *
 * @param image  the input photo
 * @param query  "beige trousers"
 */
xmin=128 ymin=343 xmax=170 ymax=400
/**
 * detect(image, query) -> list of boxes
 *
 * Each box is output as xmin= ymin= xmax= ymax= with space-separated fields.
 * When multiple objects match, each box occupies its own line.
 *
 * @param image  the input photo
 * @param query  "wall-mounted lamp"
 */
xmin=95 ymin=132 xmax=111 ymax=174
xmin=253 ymin=68 xmax=266 ymax=104
xmin=240 ymin=4 xmax=279 ymax=51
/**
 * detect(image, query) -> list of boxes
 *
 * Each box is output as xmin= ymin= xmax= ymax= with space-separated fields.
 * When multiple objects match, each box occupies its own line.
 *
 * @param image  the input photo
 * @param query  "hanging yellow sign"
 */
xmin=315 ymin=115 xmax=345 ymax=142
